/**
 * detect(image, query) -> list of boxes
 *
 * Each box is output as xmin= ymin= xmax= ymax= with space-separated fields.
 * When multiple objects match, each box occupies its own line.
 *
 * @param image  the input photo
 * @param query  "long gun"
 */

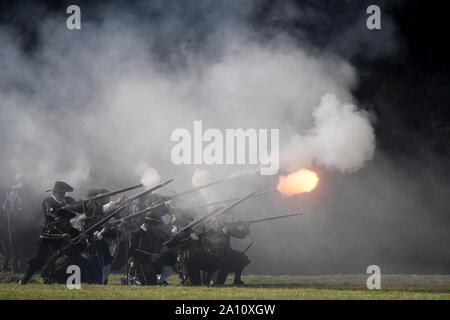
xmin=49 ymin=179 xmax=173 ymax=228
xmin=123 ymin=179 xmax=173 ymax=203
xmin=170 ymin=179 xmax=226 ymax=200
xmin=45 ymin=204 xmax=127 ymax=265
xmin=107 ymin=202 xmax=166 ymax=227
xmin=228 ymin=212 xmax=302 ymax=226
xmin=61 ymin=182 xmax=145 ymax=213
xmin=46 ymin=180 xmax=173 ymax=258
xmin=187 ymin=187 xmax=278 ymax=210
xmin=163 ymin=189 xmax=257 ymax=248
xmin=88 ymin=183 xmax=144 ymax=201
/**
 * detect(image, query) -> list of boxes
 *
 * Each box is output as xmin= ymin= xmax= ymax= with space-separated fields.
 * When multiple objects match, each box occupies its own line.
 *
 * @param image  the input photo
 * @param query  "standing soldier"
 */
xmin=19 ymin=181 xmax=82 ymax=284
xmin=1 ymin=181 xmax=22 ymax=272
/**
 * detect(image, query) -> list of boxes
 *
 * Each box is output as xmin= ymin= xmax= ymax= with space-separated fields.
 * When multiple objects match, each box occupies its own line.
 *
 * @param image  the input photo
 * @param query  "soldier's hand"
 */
xmin=116 ymin=195 xmax=126 ymax=204
xmin=165 ymin=200 xmax=173 ymax=207
xmin=93 ymin=231 xmax=103 ymax=241
xmin=222 ymin=225 xmax=230 ymax=234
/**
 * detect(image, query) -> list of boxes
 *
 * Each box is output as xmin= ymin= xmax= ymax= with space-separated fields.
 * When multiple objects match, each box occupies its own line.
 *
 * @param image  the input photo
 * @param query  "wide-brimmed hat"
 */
xmin=46 ymin=181 xmax=74 ymax=193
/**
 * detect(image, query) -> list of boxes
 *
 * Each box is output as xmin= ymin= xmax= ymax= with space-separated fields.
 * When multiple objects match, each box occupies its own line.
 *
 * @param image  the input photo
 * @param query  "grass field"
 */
xmin=1 ymin=272 xmax=450 ymax=300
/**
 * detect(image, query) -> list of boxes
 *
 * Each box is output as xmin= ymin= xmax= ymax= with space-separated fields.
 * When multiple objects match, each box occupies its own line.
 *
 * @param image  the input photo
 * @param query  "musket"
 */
xmin=107 ymin=202 xmax=166 ymax=227
xmin=48 ymin=179 xmax=173 ymax=228
xmin=89 ymin=183 xmax=144 ymax=201
xmin=45 ymin=180 xmax=174 ymax=262
xmin=124 ymin=179 xmax=173 ymax=203
xmin=228 ymin=212 xmax=302 ymax=226
xmin=61 ymin=182 xmax=145 ymax=213
xmin=44 ymin=204 xmax=127 ymax=266
xmin=163 ymin=189 xmax=257 ymax=248
xmin=187 ymin=187 xmax=278 ymax=210
xmin=170 ymin=179 xmax=225 ymax=200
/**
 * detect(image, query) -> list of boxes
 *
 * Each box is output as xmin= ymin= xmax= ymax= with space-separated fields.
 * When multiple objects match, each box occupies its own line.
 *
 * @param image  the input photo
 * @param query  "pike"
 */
xmin=163 ymin=189 xmax=257 ymax=248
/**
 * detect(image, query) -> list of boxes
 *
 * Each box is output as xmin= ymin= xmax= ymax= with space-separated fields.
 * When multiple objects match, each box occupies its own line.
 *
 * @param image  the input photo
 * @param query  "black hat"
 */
xmin=46 ymin=181 xmax=74 ymax=193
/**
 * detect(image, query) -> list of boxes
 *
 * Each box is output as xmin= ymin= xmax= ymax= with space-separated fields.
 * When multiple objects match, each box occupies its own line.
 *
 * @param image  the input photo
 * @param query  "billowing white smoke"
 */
xmin=192 ymin=169 xmax=212 ymax=188
xmin=192 ymin=169 xmax=218 ymax=200
xmin=0 ymin=12 xmax=375 ymax=192
xmin=134 ymin=161 xmax=161 ymax=187
xmin=282 ymin=94 xmax=375 ymax=172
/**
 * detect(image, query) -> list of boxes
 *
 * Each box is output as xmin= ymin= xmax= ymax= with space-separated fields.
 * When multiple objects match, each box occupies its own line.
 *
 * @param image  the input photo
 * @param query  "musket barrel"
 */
xmin=47 ymin=204 xmax=127 ymax=262
xmin=91 ymin=183 xmax=144 ymax=201
xmin=189 ymin=187 xmax=278 ymax=210
xmin=163 ymin=189 xmax=257 ymax=247
xmin=126 ymin=179 xmax=173 ymax=203
xmin=233 ymin=212 xmax=302 ymax=225
xmin=171 ymin=179 xmax=225 ymax=199
xmin=109 ymin=202 xmax=166 ymax=226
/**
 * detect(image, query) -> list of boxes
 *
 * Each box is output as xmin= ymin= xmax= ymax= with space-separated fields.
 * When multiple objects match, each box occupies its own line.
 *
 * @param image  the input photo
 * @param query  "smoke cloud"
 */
xmin=0 ymin=1 xmax=448 ymax=274
xmin=282 ymin=94 xmax=375 ymax=172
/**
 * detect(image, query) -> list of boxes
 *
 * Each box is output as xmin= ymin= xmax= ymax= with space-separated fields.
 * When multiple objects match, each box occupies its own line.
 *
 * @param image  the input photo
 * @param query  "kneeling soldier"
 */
xmin=128 ymin=217 xmax=174 ymax=285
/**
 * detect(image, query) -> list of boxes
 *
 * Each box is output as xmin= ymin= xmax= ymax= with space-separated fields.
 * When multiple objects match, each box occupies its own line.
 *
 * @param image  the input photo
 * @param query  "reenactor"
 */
xmin=202 ymin=218 xmax=251 ymax=286
xmin=173 ymin=221 xmax=222 ymax=286
xmin=1 ymin=184 xmax=21 ymax=271
xmin=80 ymin=188 xmax=124 ymax=284
xmin=19 ymin=181 xmax=84 ymax=284
xmin=39 ymin=216 xmax=89 ymax=284
xmin=128 ymin=217 xmax=175 ymax=285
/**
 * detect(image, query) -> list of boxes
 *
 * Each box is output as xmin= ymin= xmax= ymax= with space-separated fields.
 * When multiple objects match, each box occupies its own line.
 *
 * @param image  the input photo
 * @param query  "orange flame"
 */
xmin=277 ymin=169 xmax=319 ymax=196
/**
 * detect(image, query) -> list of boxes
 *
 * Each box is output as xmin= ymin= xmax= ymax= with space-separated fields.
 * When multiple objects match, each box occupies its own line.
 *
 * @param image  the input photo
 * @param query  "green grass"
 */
xmin=1 ymin=273 xmax=450 ymax=300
